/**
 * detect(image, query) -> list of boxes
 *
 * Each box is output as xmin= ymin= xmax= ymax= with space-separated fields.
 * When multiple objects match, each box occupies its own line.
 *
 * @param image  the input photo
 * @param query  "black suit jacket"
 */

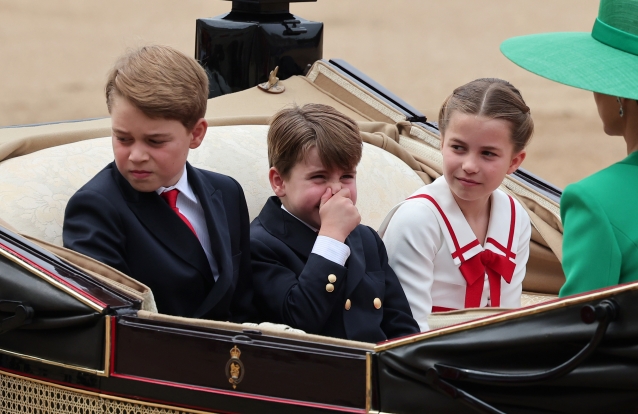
xmin=63 ymin=162 xmax=254 ymax=322
xmin=250 ymin=196 xmax=419 ymax=343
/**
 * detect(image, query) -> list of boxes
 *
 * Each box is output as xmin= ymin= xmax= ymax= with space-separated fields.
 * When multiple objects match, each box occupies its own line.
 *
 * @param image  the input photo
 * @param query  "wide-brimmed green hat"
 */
xmin=501 ymin=0 xmax=638 ymax=100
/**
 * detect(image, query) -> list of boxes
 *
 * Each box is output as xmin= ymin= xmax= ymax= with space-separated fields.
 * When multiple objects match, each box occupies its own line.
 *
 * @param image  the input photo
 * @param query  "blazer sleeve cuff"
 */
xmin=311 ymin=235 xmax=351 ymax=266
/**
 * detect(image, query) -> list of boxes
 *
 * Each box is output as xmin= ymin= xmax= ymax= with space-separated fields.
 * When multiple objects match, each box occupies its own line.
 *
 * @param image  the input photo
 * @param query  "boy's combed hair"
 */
xmin=438 ymin=78 xmax=534 ymax=152
xmin=105 ymin=45 xmax=209 ymax=130
xmin=268 ymin=104 xmax=363 ymax=178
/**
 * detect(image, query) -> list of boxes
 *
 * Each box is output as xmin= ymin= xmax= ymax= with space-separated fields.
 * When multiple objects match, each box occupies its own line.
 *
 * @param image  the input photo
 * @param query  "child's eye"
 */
xmin=482 ymin=151 xmax=497 ymax=157
xmin=342 ymin=174 xmax=355 ymax=180
xmin=115 ymin=136 xmax=132 ymax=144
xmin=149 ymin=139 xmax=166 ymax=145
xmin=310 ymin=175 xmax=325 ymax=181
xmin=450 ymin=145 xmax=465 ymax=151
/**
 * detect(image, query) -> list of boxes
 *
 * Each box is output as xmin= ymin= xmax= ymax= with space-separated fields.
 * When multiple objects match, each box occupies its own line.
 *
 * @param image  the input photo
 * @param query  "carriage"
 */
xmin=1 ymin=2 xmax=637 ymax=413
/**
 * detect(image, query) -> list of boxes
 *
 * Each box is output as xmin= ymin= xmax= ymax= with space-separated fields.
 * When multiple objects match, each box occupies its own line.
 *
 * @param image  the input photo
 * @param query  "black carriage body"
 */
xmin=107 ymin=317 xmax=369 ymax=413
xmin=4 ymin=220 xmax=638 ymax=413
xmin=373 ymin=290 xmax=638 ymax=414
xmin=0 ymin=226 xmax=370 ymax=413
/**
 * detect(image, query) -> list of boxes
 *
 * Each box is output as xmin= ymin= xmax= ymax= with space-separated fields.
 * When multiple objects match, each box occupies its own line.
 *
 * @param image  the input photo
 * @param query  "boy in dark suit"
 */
xmin=63 ymin=45 xmax=254 ymax=322
xmin=250 ymin=104 xmax=419 ymax=342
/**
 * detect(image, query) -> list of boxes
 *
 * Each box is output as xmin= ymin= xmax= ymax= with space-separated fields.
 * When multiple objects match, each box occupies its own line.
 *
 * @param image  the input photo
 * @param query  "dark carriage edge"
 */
xmin=3 ymin=211 xmax=638 ymax=413
xmin=0 ymin=224 xmax=373 ymax=413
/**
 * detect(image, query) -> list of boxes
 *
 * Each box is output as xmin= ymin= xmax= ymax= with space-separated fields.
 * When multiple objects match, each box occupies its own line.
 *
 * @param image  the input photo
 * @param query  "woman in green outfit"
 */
xmin=501 ymin=0 xmax=638 ymax=296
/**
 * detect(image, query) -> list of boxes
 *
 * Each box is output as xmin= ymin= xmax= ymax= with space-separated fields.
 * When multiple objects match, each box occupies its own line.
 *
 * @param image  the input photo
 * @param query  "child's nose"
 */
xmin=328 ymin=181 xmax=342 ymax=195
xmin=128 ymin=145 xmax=149 ymax=162
xmin=462 ymin=155 xmax=479 ymax=173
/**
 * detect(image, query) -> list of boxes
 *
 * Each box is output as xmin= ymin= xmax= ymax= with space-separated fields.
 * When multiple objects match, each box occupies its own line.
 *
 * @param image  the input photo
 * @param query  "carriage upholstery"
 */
xmin=0 ymin=124 xmax=427 ymax=319
xmin=0 ymin=125 xmax=425 ymax=246
xmin=0 ymin=62 xmax=564 ymax=334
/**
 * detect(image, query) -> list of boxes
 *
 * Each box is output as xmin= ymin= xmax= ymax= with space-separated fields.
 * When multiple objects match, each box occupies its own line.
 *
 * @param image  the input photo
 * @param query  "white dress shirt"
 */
xmin=156 ymin=166 xmax=218 ymax=281
xmin=281 ymin=204 xmax=351 ymax=266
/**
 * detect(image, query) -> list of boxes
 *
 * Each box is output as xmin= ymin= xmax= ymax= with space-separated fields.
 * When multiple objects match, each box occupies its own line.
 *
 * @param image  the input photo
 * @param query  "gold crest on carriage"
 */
xmin=225 ymin=345 xmax=245 ymax=389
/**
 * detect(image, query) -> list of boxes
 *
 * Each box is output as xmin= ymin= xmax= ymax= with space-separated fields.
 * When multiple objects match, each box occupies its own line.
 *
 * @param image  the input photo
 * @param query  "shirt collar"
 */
xmin=281 ymin=204 xmax=318 ymax=232
xmin=155 ymin=165 xmax=197 ymax=203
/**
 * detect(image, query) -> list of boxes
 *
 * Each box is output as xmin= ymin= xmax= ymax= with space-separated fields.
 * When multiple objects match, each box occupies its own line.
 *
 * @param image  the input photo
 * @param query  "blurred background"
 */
xmin=0 ymin=0 xmax=624 ymax=188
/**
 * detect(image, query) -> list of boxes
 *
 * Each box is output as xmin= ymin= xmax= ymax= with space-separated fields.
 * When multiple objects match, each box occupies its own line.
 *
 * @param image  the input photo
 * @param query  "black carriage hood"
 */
xmin=0 ymin=225 xmax=139 ymax=317
xmin=0 ymin=225 xmax=138 ymax=370
xmin=372 ymin=283 xmax=638 ymax=414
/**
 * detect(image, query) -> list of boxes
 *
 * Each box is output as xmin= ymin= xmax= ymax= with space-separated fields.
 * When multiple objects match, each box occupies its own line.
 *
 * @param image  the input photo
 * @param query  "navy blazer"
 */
xmin=63 ymin=162 xmax=254 ymax=322
xmin=250 ymin=197 xmax=419 ymax=343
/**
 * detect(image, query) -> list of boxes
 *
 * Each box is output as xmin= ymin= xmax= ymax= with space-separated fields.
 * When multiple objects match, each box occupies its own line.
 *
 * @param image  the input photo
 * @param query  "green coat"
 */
xmin=559 ymin=151 xmax=638 ymax=297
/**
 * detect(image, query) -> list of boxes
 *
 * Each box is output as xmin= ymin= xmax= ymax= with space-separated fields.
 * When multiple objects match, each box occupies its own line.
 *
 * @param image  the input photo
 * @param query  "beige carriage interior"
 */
xmin=0 ymin=61 xmax=563 ymax=339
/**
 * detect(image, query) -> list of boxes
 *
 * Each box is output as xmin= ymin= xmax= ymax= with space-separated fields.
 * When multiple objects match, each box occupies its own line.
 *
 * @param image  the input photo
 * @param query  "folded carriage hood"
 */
xmin=373 ymin=283 xmax=638 ymax=414
xmin=0 ymin=225 xmax=138 ymax=372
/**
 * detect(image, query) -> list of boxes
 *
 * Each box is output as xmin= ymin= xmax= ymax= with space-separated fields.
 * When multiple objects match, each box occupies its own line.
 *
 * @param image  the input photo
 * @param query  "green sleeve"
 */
xmin=559 ymin=183 xmax=621 ymax=297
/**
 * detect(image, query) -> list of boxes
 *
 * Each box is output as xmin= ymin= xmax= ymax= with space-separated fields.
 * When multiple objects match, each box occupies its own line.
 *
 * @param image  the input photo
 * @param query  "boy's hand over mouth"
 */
xmin=318 ymin=188 xmax=360 ymax=243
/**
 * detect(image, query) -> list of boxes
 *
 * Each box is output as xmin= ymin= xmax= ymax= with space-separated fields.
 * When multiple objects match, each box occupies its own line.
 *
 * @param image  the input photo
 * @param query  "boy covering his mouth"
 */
xmin=250 ymin=103 xmax=418 ymax=342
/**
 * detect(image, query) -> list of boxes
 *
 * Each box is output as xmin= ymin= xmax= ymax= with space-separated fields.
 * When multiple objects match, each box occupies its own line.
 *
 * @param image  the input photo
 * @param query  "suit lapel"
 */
xmin=258 ymin=197 xmax=317 ymax=260
xmin=344 ymin=229 xmax=365 ymax=297
xmin=186 ymin=165 xmax=236 ymax=317
xmin=113 ymin=164 xmax=215 ymax=285
xmin=259 ymin=197 xmax=365 ymax=295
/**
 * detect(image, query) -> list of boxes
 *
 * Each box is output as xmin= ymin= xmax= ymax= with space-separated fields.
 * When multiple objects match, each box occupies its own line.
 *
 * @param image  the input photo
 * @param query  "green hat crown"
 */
xmin=593 ymin=0 xmax=638 ymax=55
xmin=598 ymin=0 xmax=638 ymax=36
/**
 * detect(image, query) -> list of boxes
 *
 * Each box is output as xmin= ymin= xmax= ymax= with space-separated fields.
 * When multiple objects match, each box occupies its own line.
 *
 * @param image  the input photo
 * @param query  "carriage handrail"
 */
xmin=0 ymin=301 xmax=34 ymax=334
xmin=435 ymin=299 xmax=619 ymax=385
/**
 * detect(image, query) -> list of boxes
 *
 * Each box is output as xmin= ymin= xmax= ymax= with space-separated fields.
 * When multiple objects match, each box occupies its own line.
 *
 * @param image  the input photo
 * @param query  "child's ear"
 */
xmin=269 ymin=167 xmax=286 ymax=197
xmin=507 ymin=150 xmax=526 ymax=174
xmin=189 ymin=118 xmax=208 ymax=149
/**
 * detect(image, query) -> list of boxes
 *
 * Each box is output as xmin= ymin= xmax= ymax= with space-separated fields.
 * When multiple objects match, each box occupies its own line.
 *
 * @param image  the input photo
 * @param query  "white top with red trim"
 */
xmin=379 ymin=176 xmax=531 ymax=332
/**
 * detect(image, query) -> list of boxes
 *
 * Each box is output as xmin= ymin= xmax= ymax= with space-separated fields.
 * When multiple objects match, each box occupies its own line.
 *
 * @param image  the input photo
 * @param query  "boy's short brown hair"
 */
xmin=268 ymin=104 xmax=362 ymax=179
xmin=105 ymin=45 xmax=209 ymax=130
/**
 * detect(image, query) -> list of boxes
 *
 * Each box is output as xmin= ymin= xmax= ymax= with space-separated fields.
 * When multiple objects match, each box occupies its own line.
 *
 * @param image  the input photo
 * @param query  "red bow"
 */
xmin=459 ymin=250 xmax=515 ymax=308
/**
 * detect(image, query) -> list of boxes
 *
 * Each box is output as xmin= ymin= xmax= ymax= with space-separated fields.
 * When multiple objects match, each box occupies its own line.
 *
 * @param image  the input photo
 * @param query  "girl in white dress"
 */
xmin=379 ymin=78 xmax=533 ymax=331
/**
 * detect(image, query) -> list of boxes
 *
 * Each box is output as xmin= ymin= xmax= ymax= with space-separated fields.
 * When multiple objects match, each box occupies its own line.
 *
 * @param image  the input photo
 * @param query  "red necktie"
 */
xmin=459 ymin=250 xmax=515 ymax=308
xmin=160 ymin=189 xmax=197 ymax=237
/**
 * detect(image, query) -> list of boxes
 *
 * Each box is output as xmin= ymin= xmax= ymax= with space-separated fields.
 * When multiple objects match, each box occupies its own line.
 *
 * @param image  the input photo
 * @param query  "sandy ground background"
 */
xmin=0 ymin=0 xmax=627 ymax=189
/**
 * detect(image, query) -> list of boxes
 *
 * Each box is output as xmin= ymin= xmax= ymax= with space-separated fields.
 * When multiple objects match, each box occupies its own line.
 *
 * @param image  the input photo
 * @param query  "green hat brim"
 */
xmin=501 ymin=32 xmax=638 ymax=100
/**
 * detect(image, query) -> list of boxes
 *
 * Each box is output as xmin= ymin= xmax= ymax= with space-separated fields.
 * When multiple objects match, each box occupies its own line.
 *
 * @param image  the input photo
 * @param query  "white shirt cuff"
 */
xmin=311 ymin=235 xmax=351 ymax=266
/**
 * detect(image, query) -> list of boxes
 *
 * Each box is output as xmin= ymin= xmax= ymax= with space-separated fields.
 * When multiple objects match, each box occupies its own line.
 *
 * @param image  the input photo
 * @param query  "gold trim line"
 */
xmin=0 ymin=244 xmax=104 ymax=312
xmin=365 ymin=352 xmax=377 ymax=413
xmin=0 ymin=347 xmax=106 ymax=376
xmin=103 ymin=315 xmax=111 ymax=376
xmin=375 ymin=282 xmax=638 ymax=352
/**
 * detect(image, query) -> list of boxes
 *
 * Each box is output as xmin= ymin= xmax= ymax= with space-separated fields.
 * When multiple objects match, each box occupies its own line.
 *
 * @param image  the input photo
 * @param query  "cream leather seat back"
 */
xmin=0 ymin=125 xmax=424 ymax=246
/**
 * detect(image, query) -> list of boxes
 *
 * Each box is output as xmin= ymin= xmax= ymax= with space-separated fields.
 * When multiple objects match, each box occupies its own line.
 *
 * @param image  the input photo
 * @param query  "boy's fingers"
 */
xmin=337 ymin=187 xmax=351 ymax=200
xmin=319 ymin=188 xmax=332 ymax=208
